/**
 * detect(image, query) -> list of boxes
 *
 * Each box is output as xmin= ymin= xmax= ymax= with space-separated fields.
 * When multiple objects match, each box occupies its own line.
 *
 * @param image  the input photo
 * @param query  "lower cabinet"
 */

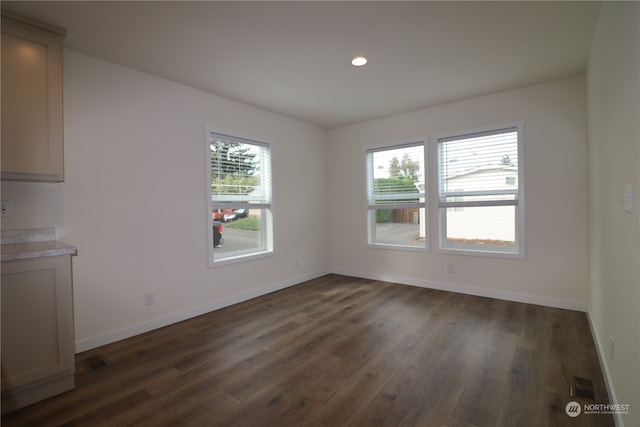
xmin=1 ymin=255 xmax=75 ymax=413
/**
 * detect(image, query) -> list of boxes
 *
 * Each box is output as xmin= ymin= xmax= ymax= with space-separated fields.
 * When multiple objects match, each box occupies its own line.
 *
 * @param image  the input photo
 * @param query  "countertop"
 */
xmin=1 ymin=227 xmax=77 ymax=262
xmin=1 ymin=240 xmax=77 ymax=262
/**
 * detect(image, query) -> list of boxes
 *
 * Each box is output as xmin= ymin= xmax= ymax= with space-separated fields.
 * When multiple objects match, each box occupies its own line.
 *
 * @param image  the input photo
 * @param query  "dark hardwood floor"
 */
xmin=2 ymin=274 xmax=614 ymax=426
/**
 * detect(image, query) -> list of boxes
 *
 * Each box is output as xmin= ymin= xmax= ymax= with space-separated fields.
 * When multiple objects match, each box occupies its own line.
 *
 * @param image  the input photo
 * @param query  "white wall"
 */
xmin=1 ymin=49 xmax=330 ymax=351
xmin=327 ymin=76 xmax=589 ymax=310
xmin=587 ymin=3 xmax=640 ymax=425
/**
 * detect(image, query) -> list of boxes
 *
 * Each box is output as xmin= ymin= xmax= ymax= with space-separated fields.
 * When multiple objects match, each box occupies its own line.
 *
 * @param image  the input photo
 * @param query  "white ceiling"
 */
xmin=2 ymin=1 xmax=601 ymax=129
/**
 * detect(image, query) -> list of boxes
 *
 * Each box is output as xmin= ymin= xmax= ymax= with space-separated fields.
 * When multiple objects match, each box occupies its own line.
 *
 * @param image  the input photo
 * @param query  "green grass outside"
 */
xmin=224 ymin=216 xmax=261 ymax=231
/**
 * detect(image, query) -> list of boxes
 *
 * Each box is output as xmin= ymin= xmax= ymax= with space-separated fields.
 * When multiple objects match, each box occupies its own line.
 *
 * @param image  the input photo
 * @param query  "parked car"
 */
xmin=213 ymin=221 xmax=223 ymax=247
xmin=222 ymin=209 xmax=249 ymax=222
xmin=212 ymin=209 xmax=234 ymax=221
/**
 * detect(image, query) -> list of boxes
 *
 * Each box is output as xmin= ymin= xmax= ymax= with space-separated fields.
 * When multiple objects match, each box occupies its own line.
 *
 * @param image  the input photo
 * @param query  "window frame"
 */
xmin=365 ymin=141 xmax=428 ymax=251
xmin=433 ymin=123 xmax=525 ymax=258
xmin=206 ymin=129 xmax=273 ymax=267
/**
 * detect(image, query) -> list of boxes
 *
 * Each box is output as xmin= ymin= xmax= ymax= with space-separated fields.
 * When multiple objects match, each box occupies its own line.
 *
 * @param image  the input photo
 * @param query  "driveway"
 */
xmin=375 ymin=222 xmax=424 ymax=244
xmin=215 ymin=228 xmax=261 ymax=253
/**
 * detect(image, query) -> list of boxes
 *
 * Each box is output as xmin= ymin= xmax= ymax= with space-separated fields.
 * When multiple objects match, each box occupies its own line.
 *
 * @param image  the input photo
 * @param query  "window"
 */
xmin=207 ymin=131 xmax=272 ymax=265
xmin=366 ymin=142 xmax=427 ymax=249
xmin=436 ymin=125 xmax=524 ymax=257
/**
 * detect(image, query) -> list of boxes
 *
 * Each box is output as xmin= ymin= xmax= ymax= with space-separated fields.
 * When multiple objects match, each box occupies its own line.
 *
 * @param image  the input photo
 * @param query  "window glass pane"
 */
xmin=439 ymin=129 xmax=518 ymax=199
xmin=366 ymin=142 xmax=427 ymax=249
xmin=444 ymin=199 xmax=517 ymax=246
xmin=210 ymin=136 xmax=271 ymax=204
xmin=213 ymin=208 xmax=267 ymax=260
xmin=208 ymin=131 xmax=272 ymax=265
xmin=371 ymin=208 xmax=426 ymax=247
xmin=437 ymin=126 xmax=521 ymax=255
xmin=369 ymin=144 xmax=425 ymax=204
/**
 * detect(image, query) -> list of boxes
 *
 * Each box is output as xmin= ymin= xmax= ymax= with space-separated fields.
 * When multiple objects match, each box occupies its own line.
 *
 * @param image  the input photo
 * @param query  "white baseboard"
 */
xmin=586 ymin=309 xmax=624 ymax=427
xmin=330 ymin=268 xmax=587 ymax=312
xmin=74 ymin=269 xmax=330 ymax=353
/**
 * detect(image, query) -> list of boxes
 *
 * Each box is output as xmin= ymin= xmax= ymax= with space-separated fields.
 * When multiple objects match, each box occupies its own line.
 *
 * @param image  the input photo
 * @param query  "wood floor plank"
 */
xmin=1 ymin=274 xmax=614 ymax=427
xmin=63 ymin=388 xmax=154 ymax=426
xmin=397 ymin=296 xmax=501 ymax=426
xmin=450 ymin=330 xmax=519 ymax=426
xmin=138 ymin=377 xmax=239 ymax=427
xmin=444 ymin=416 xmax=482 ymax=427
xmin=546 ymin=307 xmax=593 ymax=400
xmin=314 ymin=351 xmax=406 ymax=426
xmin=403 ymin=294 xmax=495 ymax=375
xmin=494 ymin=347 xmax=545 ymax=427
xmin=518 ymin=303 xmax=550 ymax=351
xmin=348 ymin=366 xmax=431 ymax=426
xmin=216 ymin=352 xmax=347 ymax=427
xmin=397 ymin=351 xmax=473 ymax=426
xmin=490 ymin=297 xmax=527 ymax=335
xmin=213 ymin=349 xmax=298 ymax=402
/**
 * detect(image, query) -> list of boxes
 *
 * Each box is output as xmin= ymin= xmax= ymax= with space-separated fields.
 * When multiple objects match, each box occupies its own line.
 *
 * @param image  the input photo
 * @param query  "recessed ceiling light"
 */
xmin=351 ymin=56 xmax=368 ymax=67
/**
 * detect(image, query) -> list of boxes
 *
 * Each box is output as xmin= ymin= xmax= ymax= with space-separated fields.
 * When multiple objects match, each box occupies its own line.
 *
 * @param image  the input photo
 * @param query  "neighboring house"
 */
xmin=444 ymin=165 xmax=518 ymax=243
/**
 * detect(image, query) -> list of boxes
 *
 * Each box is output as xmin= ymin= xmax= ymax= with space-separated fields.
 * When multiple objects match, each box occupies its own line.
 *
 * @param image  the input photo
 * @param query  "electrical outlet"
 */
xmin=609 ymin=336 xmax=614 ymax=361
xmin=145 ymin=291 xmax=154 ymax=306
xmin=1 ymin=200 xmax=11 ymax=217
xmin=448 ymin=264 xmax=455 ymax=274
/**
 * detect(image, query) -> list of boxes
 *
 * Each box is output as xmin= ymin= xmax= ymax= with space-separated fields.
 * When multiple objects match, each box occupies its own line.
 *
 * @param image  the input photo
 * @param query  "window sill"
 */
xmin=210 ymin=250 xmax=274 ymax=268
xmin=436 ymin=246 xmax=525 ymax=259
xmin=367 ymin=242 xmax=429 ymax=253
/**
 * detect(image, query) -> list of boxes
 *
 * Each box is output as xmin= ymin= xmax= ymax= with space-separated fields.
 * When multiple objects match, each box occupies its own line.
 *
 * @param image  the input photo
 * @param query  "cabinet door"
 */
xmin=1 ymin=256 xmax=75 ymax=410
xmin=1 ymin=15 xmax=65 ymax=182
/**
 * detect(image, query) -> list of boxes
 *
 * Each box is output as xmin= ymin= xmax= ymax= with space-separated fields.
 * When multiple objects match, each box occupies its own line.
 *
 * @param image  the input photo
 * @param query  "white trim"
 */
xmin=586 ymin=309 xmax=625 ymax=427
xmin=205 ymin=128 xmax=273 ymax=267
xmin=205 ymin=128 xmax=215 ymax=268
xmin=74 ymin=269 xmax=330 ymax=353
xmin=364 ymin=140 xmax=429 ymax=250
xmin=434 ymin=239 xmax=524 ymax=259
xmin=366 ymin=140 xmax=425 ymax=154
xmin=211 ymin=248 xmax=274 ymax=267
xmin=434 ymin=122 xmax=526 ymax=258
xmin=330 ymin=267 xmax=587 ymax=312
xmin=366 ymin=242 xmax=428 ymax=253
xmin=209 ymin=132 xmax=269 ymax=149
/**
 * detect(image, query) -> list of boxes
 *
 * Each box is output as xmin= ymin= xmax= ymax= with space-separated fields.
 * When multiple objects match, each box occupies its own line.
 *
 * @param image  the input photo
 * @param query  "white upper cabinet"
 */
xmin=1 ymin=11 xmax=66 ymax=182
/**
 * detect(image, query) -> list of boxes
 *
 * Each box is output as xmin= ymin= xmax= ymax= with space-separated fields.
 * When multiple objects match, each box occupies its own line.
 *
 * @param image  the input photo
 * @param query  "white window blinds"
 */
xmin=367 ymin=143 xmax=425 ymax=208
xmin=436 ymin=125 xmax=523 ymax=256
xmin=438 ymin=127 xmax=519 ymax=209
xmin=210 ymin=133 xmax=271 ymax=207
